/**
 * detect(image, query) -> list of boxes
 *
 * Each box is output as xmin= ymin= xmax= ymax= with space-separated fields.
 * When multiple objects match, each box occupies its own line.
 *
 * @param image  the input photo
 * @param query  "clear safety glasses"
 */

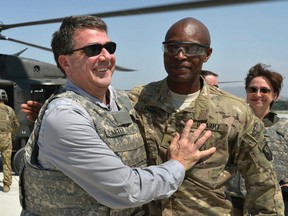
xmin=162 ymin=41 xmax=208 ymax=57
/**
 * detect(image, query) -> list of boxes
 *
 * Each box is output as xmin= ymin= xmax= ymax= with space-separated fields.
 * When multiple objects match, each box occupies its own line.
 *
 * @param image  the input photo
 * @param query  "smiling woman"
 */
xmin=227 ymin=63 xmax=288 ymax=215
xmin=245 ymin=63 xmax=283 ymax=120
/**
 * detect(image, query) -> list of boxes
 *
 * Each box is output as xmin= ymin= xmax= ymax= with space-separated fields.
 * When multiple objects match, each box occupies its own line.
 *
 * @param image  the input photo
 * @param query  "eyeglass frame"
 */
xmin=162 ymin=41 xmax=209 ymax=57
xmin=70 ymin=41 xmax=117 ymax=57
xmin=246 ymin=86 xmax=272 ymax=95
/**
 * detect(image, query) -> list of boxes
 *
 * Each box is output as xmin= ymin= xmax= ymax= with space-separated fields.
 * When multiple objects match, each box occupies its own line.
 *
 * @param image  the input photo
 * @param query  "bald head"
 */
xmin=165 ymin=17 xmax=211 ymax=47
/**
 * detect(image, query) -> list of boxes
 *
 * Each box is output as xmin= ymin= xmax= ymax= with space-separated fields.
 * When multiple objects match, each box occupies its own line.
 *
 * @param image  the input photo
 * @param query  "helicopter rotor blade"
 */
xmin=115 ymin=65 xmax=136 ymax=72
xmin=14 ymin=48 xmax=28 ymax=56
xmin=0 ymin=0 xmax=278 ymax=31
xmin=0 ymin=34 xmax=52 ymax=52
xmin=219 ymin=81 xmax=243 ymax=84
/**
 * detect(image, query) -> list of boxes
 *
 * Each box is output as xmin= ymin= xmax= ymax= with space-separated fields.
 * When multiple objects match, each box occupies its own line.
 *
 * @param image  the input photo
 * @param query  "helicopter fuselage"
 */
xmin=0 ymin=53 xmax=66 ymax=153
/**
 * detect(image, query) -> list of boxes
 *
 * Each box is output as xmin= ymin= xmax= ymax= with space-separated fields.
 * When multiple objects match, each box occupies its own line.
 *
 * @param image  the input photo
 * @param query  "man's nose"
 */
xmin=175 ymin=47 xmax=187 ymax=59
xmin=98 ymin=48 xmax=111 ymax=60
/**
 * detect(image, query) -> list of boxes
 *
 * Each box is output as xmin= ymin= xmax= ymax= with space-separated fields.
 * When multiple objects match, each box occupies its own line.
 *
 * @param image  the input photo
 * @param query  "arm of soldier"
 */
xmin=6 ymin=107 xmax=20 ymax=134
xmin=236 ymin=114 xmax=284 ymax=215
xmin=12 ymin=110 xmax=20 ymax=134
xmin=21 ymin=100 xmax=43 ymax=122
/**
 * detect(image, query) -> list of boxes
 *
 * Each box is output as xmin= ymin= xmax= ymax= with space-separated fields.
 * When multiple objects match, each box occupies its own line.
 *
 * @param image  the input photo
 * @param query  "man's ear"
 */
xmin=58 ymin=55 xmax=70 ymax=73
xmin=204 ymin=47 xmax=213 ymax=62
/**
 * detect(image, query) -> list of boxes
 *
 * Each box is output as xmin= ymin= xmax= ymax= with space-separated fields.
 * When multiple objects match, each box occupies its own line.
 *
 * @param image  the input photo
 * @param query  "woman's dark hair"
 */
xmin=245 ymin=63 xmax=283 ymax=97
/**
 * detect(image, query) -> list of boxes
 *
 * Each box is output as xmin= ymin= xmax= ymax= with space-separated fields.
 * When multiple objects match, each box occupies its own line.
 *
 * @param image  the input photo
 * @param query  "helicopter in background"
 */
xmin=0 ymin=0 xmax=280 ymax=169
xmin=0 ymin=51 xmax=67 ymax=153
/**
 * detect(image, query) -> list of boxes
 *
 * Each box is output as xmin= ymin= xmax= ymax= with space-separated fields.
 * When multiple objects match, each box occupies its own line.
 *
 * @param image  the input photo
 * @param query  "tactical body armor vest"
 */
xmin=19 ymin=90 xmax=147 ymax=216
xmin=265 ymin=117 xmax=288 ymax=182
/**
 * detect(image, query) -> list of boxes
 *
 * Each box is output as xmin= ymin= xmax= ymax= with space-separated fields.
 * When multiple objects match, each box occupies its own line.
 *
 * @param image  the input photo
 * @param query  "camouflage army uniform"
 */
xmin=0 ymin=102 xmax=19 ymax=187
xmin=227 ymin=112 xmax=288 ymax=215
xmin=129 ymin=78 xmax=284 ymax=215
xmin=20 ymin=91 xmax=147 ymax=216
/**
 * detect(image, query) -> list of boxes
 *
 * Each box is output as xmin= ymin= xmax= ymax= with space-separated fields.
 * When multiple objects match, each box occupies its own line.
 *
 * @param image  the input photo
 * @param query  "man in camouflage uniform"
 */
xmin=129 ymin=17 xmax=284 ymax=215
xmin=0 ymin=89 xmax=19 ymax=192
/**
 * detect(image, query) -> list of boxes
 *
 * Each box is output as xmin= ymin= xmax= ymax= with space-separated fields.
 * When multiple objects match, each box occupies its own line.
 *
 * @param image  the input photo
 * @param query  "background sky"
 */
xmin=1 ymin=0 xmax=288 ymax=98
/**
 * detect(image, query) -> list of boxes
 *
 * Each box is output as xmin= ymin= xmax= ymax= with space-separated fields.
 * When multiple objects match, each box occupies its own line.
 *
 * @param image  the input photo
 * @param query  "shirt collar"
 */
xmin=65 ymin=80 xmax=118 ymax=111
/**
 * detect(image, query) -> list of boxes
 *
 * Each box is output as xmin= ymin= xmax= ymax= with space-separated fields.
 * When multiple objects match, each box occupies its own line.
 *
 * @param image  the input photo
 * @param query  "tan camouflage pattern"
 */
xmin=19 ymin=90 xmax=147 ymax=216
xmin=129 ymin=78 xmax=284 ymax=216
xmin=226 ymin=114 xmax=288 ymax=213
xmin=0 ymin=103 xmax=19 ymax=186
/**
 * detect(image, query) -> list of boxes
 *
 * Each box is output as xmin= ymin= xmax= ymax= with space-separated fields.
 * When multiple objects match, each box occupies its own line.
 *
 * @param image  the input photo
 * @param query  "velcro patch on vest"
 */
xmin=251 ymin=122 xmax=261 ymax=137
xmin=105 ymin=127 xmax=127 ymax=138
xmin=263 ymin=142 xmax=273 ymax=161
xmin=111 ymin=111 xmax=132 ymax=126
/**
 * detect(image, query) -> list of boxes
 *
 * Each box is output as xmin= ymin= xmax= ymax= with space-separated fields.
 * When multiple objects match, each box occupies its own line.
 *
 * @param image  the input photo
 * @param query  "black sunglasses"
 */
xmin=71 ymin=42 xmax=116 ymax=57
xmin=246 ymin=86 xmax=272 ymax=94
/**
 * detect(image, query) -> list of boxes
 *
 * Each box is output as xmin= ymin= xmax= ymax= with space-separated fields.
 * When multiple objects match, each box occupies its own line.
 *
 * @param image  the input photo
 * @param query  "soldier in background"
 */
xmin=129 ymin=17 xmax=284 ymax=215
xmin=0 ymin=89 xmax=19 ymax=192
xmin=227 ymin=63 xmax=288 ymax=215
xmin=201 ymin=70 xmax=219 ymax=88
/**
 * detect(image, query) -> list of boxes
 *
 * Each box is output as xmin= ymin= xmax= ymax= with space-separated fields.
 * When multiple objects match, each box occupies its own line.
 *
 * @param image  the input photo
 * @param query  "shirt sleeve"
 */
xmin=11 ymin=109 xmax=20 ymax=134
xmin=37 ymin=98 xmax=185 ymax=209
xmin=235 ymin=111 xmax=284 ymax=214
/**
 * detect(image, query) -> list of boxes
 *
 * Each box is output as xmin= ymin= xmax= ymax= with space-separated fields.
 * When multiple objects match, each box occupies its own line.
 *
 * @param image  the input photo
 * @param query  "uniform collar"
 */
xmin=147 ymin=77 xmax=211 ymax=120
xmin=262 ymin=111 xmax=280 ymax=127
